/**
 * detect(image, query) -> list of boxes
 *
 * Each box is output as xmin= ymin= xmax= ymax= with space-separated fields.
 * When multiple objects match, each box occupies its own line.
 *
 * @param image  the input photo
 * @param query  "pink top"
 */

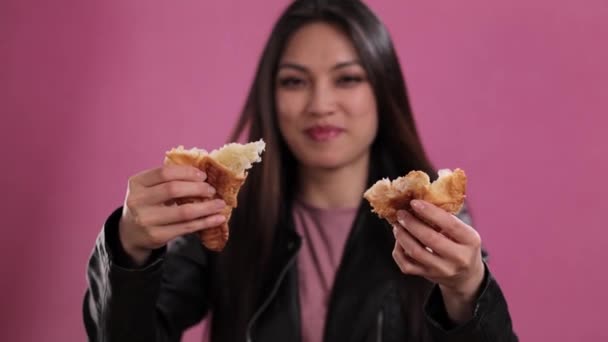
xmin=292 ymin=199 xmax=358 ymax=342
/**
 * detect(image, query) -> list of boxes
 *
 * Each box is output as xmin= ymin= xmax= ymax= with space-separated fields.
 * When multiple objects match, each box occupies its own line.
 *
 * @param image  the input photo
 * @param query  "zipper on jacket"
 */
xmin=246 ymin=248 xmax=299 ymax=342
xmin=376 ymin=310 xmax=384 ymax=342
xmin=322 ymin=203 xmax=368 ymax=342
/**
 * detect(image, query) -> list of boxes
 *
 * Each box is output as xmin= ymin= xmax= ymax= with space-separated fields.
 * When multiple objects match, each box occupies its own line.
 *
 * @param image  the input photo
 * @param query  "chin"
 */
xmin=298 ymin=151 xmax=361 ymax=171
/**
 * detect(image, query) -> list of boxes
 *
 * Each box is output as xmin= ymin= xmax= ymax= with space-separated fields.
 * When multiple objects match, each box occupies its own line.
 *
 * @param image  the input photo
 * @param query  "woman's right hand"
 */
xmin=118 ymin=165 xmax=226 ymax=265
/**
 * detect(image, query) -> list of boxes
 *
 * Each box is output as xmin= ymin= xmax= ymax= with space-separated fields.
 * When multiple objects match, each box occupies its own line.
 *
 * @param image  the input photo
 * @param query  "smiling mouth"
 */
xmin=304 ymin=125 xmax=345 ymax=142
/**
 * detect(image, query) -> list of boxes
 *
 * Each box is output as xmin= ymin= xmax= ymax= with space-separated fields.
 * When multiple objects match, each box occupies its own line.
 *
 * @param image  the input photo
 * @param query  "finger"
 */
xmin=132 ymin=165 xmax=206 ymax=188
xmin=393 ymin=224 xmax=443 ymax=268
xmin=392 ymin=242 xmax=426 ymax=276
xmin=152 ymin=214 xmax=227 ymax=243
xmin=138 ymin=199 xmax=226 ymax=226
xmin=396 ymin=209 xmax=459 ymax=258
xmin=409 ymin=200 xmax=480 ymax=245
xmin=141 ymin=181 xmax=216 ymax=205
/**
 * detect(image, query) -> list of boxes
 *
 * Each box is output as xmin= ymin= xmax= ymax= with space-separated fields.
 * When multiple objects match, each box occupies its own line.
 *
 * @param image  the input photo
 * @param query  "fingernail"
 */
xmin=411 ymin=200 xmax=424 ymax=210
xmin=397 ymin=210 xmax=407 ymax=222
xmin=197 ymin=171 xmax=206 ymax=179
xmin=208 ymin=186 xmax=216 ymax=195
xmin=215 ymin=200 xmax=226 ymax=209
xmin=215 ymin=215 xmax=226 ymax=223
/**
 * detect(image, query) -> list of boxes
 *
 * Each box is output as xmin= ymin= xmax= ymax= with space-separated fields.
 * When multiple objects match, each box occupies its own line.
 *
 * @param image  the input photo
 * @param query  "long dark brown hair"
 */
xmin=211 ymin=0 xmax=436 ymax=340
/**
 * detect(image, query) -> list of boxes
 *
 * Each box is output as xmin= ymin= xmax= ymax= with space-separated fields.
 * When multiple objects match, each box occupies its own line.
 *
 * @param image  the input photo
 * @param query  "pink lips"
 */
xmin=304 ymin=125 xmax=344 ymax=142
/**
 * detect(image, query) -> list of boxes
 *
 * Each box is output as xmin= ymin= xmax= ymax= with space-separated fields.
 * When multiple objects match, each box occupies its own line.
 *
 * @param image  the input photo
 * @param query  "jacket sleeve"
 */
xmin=423 ymin=262 xmax=518 ymax=342
xmin=83 ymin=207 xmax=212 ymax=342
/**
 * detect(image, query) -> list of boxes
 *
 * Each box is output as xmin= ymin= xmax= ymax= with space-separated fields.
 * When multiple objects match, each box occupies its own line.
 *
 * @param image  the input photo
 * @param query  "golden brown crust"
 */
xmin=363 ymin=169 xmax=467 ymax=225
xmin=163 ymin=150 xmax=247 ymax=252
xmin=423 ymin=169 xmax=466 ymax=214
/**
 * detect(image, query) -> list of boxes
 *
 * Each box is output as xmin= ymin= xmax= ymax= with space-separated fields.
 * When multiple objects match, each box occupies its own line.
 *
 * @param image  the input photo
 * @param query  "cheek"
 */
xmin=275 ymin=91 xmax=305 ymax=140
xmin=354 ymin=112 xmax=378 ymax=146
xmin=276 ymin=91 xmax=305 ymax=120
xmin=347 ymin=89 xmax=378 ymax=140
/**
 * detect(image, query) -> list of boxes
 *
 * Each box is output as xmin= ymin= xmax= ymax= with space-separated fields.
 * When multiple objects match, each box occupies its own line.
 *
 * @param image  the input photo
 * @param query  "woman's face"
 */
xmin=275 ymin=22 xmax=378 ymax=171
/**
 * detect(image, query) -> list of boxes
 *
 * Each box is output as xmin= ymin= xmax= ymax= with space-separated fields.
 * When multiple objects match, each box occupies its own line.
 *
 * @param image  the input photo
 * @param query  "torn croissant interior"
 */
xmin=163 ymin=139 xmax=266 ymax=252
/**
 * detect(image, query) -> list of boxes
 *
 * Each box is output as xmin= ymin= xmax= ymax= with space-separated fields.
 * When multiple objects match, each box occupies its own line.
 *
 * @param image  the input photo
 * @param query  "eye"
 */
xmin=336 ymin=74 xmax=365 ymax=87
xmin=278 ymin=76 xmax=307 ymax=89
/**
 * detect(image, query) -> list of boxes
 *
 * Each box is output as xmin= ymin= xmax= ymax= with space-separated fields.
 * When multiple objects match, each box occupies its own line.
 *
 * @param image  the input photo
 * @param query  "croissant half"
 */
xmin=363 ymin=168 xmax=467 ymax=225
xmin=163 ymin=140 xmax=265 ymax=251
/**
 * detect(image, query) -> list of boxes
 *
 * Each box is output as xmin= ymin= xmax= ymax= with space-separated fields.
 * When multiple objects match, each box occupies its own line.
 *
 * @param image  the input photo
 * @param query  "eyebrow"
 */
xmin=278 ymin=60 xmax=362 ymax=73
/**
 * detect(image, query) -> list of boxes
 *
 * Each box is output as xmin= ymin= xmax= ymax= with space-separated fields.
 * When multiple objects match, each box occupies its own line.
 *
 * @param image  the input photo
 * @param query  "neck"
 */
xmin=297 ymin=153 xmax=369 ymax=209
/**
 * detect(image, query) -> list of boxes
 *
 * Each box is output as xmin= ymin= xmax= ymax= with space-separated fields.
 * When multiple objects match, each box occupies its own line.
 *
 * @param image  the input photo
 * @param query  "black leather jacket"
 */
xmin=83 ymin=204 xmax=518 ymax=342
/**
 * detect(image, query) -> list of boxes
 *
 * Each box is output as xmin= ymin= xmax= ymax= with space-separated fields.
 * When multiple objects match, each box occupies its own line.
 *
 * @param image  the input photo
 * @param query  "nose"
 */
xmin=307 ymin=81 xmax=336 ymax=117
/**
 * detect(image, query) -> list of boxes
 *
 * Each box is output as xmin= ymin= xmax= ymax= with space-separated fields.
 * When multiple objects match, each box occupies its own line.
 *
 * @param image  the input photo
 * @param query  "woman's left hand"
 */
xmin=392 ymin=199 xmax=485 ymax=322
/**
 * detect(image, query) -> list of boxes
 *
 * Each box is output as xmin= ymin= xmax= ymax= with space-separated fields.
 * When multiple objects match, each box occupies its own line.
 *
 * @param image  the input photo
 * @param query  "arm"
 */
xmin=83 ymin=208 xmax=212 ymax=342
xmin=423 ymin=203 xmax=517 ymax=341
xmin=392 ymin=201 xmax=518 ymax=341
xmin=424 ymin=262 xmax=518 ymax=342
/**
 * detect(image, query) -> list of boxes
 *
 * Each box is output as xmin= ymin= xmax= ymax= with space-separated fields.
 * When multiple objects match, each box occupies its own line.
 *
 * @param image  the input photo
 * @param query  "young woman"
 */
xmin=84 ymin=1 xmax=517 ymax=341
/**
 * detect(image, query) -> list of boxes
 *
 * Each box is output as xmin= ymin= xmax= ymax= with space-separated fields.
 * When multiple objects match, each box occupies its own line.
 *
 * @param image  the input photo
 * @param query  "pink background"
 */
xmin=2 ymin=0 xmax=607 ymax=341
